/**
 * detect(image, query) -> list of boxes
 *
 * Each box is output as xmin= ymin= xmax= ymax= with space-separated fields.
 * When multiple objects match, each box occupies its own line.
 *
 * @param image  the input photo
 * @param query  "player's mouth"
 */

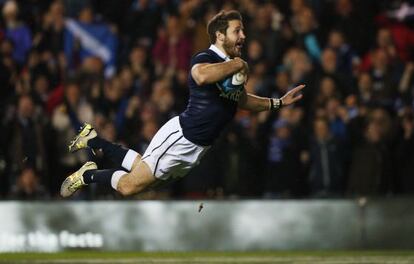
xmin=235 ymin=42 xmax=243 ymax=50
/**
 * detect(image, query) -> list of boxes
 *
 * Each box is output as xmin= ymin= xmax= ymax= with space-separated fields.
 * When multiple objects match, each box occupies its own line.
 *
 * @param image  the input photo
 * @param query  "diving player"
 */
xmin=60 ymin=10 xmax=304 ymax=197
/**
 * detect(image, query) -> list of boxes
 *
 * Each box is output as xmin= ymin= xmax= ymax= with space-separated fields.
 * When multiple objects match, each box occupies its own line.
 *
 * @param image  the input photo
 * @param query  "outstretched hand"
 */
xmin=281 ymin=84 xmax=305 ymax=106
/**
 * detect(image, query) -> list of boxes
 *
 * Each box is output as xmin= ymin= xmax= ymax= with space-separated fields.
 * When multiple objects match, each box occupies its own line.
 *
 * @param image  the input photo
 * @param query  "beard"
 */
xmin=223 ymin=37 xmax=242 ymax=58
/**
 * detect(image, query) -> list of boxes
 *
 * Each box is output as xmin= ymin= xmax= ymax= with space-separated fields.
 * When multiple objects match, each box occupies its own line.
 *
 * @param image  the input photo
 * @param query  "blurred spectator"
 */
xmin=376 ymin=28 xmax=399 ymax=62
xmin=313 ymin=76 xmax=341 ymax=109
xmin=308 ymin=118 xmax=345 ymax=197
xmin=263 ymin=118 xmax=301 ymax=198
xmin=346 ymin=103 xmax=369 ymax=148
xmin=347 ymin=120 xmax=393 ymax=196
xmin=282 ymin=47 xmax=313 ymax=85
xmin=153 ymin=13 xmax=193 ymax=75
xmin=4 ymin=94 xmax=52 ymax=194
xmin=245 ymin=51 xmax=269 ymax=102
xmin=375 ymin=9 xmax=414 ymax=63
xmin=122 ymin=0 xmax=164 ymax=48
xmin=324 ymin=98 xmax=348 ymax=141
xmin=150 ymin=78 xmax=175 ymax=122
xmin=259 ymin=68 xmax=292 ymax=102
xmin=245 ymin=62 xmax=268 ymax=95
xmin=2 ymin=0 xmax=32 ymax=65
xmin=355 ymin=72 xmax=376 ymax=106
xmin=25 ymin=49 xmax=61 ymax=96
xmin=127 ymin=45 xmax=153 ymax=97
xmin=246 ymin=39 xmax=264 ymax=68
xmin=292 ymin=7 xmax=321 ymax=62
xmin=221 ymin=113 xmax=266 ymax=197
xmin=282 ymin=47 xmax=313 ymax=110
xmin=329 ymin=0 xmax=375 ymax=55
xmin=9 ymin=167 xmax=48 ymax=200
xmin=31 ymin=74 xmax=51 ymax=108
xmin=134 ymin=119 xmax=158 ymax=155
xmin=368 ymin=49 xmax=399 ymax=106
xmin=314 ymin=48 xmax=351 ymax=97
xmin=326 ymin=29 xmax=360 ymax=76
xmin=34 ymin=0 xmax=66 ymax=55
xmin=245 ymin=3 xmax=281 ymax=67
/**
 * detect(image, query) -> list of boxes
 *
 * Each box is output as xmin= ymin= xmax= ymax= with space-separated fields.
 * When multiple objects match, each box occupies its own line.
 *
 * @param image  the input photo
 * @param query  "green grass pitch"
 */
xmin=1 ymin=251 xmax=414 ymax=263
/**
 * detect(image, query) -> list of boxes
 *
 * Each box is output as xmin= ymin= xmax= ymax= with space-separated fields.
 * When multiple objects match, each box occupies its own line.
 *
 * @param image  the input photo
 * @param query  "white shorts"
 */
xmin=141 ymin=116 xmax=210 ymax=180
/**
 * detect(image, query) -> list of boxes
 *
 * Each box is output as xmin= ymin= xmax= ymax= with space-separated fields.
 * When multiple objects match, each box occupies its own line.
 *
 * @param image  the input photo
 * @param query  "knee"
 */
xmin=117 ymin=180 xmax=144 ymax=196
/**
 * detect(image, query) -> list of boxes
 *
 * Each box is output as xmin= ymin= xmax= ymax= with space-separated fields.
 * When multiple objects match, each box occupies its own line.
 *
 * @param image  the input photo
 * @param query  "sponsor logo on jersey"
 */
xmin=217 ymin=85 xmax=243 ymax=102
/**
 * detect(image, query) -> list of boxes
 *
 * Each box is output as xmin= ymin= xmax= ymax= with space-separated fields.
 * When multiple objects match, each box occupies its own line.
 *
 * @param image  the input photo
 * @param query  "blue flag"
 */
xmin=64 ymin=19 xmax=118 ymax=78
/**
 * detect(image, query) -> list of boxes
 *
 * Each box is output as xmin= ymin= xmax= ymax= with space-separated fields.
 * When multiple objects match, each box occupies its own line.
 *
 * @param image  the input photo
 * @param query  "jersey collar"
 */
xmin=209 ymin=44 xmax=230 ymax=61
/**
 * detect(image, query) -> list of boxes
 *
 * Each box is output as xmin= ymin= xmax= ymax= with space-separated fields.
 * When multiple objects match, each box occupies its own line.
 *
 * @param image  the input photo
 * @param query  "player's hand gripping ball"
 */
xmin=217 ymin=71 xmax=247 ymax=93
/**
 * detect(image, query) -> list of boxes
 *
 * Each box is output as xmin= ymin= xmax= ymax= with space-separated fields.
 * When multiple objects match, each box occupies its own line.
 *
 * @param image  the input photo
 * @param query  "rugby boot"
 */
xmin=60 ymin=161 xmax=97 ymax=197
xmin=68 ymin=123 xmax=97 ymax=153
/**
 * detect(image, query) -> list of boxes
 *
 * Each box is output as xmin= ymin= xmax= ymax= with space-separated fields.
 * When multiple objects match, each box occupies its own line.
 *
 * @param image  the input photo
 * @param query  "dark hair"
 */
xmin=207 ymin=10 xmax=242 ymax=44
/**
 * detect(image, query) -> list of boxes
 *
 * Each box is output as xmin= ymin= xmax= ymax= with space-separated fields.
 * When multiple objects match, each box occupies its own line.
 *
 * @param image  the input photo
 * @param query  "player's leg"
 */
xmin=60 ymin=159 xmax=157 ymax=197
xmin=61 ymin=117 xmax=202 ymax=198
xmin=61 ymin=118 xmax=180 ymax=198
xmin=68 ymin=123 xmax=141 ymax=171
xmin=90 ymin=116 xmax=190 ymax=196
xmin=115 ymin=160 xmax=156 ymax=195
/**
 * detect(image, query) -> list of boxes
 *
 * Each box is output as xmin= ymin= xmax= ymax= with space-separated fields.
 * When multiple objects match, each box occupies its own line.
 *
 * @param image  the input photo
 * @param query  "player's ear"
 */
xmin=216 ymin=31 xmax=224 ymax=42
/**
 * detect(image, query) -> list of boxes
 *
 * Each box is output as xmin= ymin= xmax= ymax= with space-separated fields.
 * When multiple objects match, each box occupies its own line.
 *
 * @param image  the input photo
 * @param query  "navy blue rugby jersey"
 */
xmin=179 ymin=49 xmax=244 ymax=146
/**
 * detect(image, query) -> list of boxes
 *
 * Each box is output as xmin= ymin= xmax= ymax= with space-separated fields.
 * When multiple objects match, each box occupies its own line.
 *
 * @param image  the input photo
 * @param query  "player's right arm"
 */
xmin=191 ymin=57 xmax=248 ymax=85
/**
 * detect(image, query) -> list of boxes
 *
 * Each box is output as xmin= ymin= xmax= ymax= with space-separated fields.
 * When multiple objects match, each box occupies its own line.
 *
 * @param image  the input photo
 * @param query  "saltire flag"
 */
xmin=64 ymin=18 xmax=118 ymax=78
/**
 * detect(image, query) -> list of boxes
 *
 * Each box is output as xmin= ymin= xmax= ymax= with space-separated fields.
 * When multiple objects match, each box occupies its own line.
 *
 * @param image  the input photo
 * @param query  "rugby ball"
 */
xmin=217 ymin=71 xmax=247 ymax=93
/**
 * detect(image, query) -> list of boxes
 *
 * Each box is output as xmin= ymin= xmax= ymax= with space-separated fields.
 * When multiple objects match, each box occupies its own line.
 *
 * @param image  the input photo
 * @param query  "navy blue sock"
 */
xmin=88 ymin=137 xmax=128 ymax=167
xmin=83 ymin=169 xmax=117 ymax=185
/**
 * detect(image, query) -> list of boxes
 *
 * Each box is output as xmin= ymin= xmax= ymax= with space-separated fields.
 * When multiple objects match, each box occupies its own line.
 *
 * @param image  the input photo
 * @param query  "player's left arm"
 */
xmin=238 ymin=84 xmax=305 ymax=112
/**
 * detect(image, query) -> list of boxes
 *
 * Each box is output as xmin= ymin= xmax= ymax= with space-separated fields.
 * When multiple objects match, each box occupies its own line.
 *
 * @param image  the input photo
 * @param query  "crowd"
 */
xmin=1 ymin=0 xmax=414 ymax=200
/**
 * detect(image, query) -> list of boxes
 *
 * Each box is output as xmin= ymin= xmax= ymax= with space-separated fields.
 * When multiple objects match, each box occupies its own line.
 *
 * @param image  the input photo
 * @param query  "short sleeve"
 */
xmin=190 ymin=52 xmax=214 ymax=67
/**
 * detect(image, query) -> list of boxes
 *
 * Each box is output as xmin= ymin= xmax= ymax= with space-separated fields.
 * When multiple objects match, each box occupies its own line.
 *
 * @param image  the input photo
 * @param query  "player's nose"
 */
xmin=240 ymin=30 xmax=246 ymax=40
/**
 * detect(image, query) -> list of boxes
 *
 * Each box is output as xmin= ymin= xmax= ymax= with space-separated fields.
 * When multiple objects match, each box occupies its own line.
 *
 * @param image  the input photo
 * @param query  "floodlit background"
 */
xmin=1 ymin=0 xmax=414 ymax=255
